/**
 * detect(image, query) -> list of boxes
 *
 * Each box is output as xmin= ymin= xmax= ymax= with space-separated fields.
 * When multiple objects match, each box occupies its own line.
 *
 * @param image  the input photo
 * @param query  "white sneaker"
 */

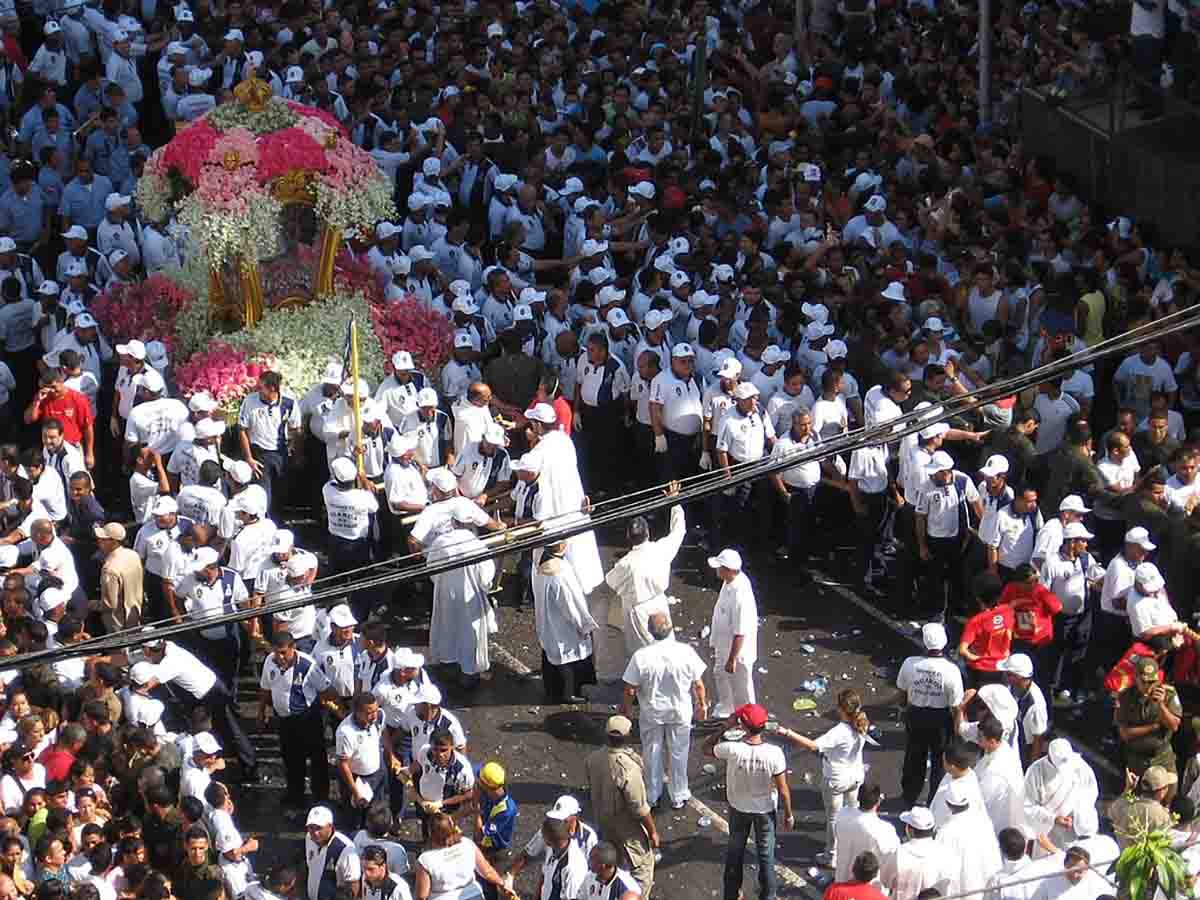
xmin=1054 ymin=690 xmax=1073 ymax=707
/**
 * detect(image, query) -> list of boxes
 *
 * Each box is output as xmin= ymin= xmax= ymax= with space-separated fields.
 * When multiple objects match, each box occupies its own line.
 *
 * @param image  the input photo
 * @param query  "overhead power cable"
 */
xmin=13 ymin=305 xmax=1200 ymax=669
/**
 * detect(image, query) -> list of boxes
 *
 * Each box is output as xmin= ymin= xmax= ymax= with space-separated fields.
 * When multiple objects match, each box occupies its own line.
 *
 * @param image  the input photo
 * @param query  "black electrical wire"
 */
xmin=13 ymin=304 xmax=1200 ymax=668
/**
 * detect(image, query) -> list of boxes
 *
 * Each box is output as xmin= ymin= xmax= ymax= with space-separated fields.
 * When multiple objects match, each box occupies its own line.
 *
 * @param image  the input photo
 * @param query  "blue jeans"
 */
xmin=724 ymin=809 xmax=777 ymax=900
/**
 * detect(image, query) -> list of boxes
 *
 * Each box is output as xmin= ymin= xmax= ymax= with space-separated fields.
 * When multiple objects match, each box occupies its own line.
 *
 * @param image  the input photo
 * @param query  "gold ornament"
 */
xmin=269 ymin=169 xmax=316 ymax=205
xmin=222 ymin=150 xmax=241 ymax=170
xmin=234 ymin=76 xmax=273 ymax=112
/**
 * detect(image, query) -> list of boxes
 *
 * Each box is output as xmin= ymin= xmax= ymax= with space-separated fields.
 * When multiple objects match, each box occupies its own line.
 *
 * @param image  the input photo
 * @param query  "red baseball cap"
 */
xmin=735 ymin=704 xmax=769 ymax=730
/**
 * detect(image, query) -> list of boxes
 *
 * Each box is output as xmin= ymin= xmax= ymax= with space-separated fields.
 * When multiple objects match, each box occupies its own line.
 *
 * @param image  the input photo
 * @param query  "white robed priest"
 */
xmin=425 ymin=495 xmax=498 ymax=681
xmin=532 ymin=540 xmax=599 ymax=702
xmin=1023 ymin=738 xmax=1099 ymax=855
xmin=935 ymin=779 xmax=1002 ymax=900
xmin=517 ymin=403 xmax=604 ymax=591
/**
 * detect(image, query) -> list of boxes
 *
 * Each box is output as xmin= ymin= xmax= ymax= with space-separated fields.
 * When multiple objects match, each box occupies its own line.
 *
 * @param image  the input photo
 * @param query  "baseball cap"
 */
xmin=512 ymin=304 xmax=533 ymax=322
xmin=194 ymin=418 xmax=225 ymax=439
xmin=191 ymin=547 xmax=220 ymax=571
xmin=189 ymin=392 xmax=218 ymax=412
xmin=390 ymin=648 xmax=424 ymax=669
xmin=328 ymin=604 xmax=357 ymax=629
xmin=329 ymin=457 xmax=357 ymax=483
xmin=999 ymin=653 xmax=1033 ymax=678
xmin=707 ymin=548 xmax=743 ymax=571
xmin=644 ymin=309 xmax=671 ymax=331
xmin=194 ymin=732 xmax=221 ymax=755
xmin=923 ymin=317 xmax=945 ymax=333
xmin=391 ymin=350 xmax=415 ymax=371
xmin=270 ymin=530 xmax=295 ymax=554
xmin=899 ymin=807 xmax=935 ymax=831
xmin=1062 ymin=522 xmax=1094 ymax=541
xmin=734 ymin=704 xmax=768 ymax=730
xmin=546 ymin=795 xmax=582 ymax=820
xmin=93 ymin=522 xmax=127 ymax=542
xmin=1059 ymin=495 xmax=1091 ymax=513
xmin=919 ymin=422 xmax=950 ymax=441
xmin=1137 ymin=657 xmax=1162 ymax=683
xmin=732 ymin=382 xmax=759 ymax=400
xmin=1134 ymin=562 xmax=1165 ymax=593
xmin=151 ymin=496 xmax=178 ymax=516
xmin=453 ymin=331 xmax=474 ymax=350
xmin=671 ymin=343 xmax=695 ymax=359
xmin=717 ymin=358 xmax=742 ymax=379
xmin=305 ymin=806 xmax=334 ymax=827
xmin=606 ymin=308 xmax=630 ymax=328
xmin=524 ymin=403 xmax=557 ymax=425
xmin=825 ymin=340 xmax=848 ymax=360
xmin=129 ymin=661 xmax=155 ymax=686
xmin=1142 ymin=765 xmax=1177 ymax=791
xmin=427 ymin=467 xmax=458 ymax=493
xmin=116 ymin=340 xmax=147 ymax=360
xmin=61 ymin=225 xmax=87 ymax=241
xmin=606 ymin=715 xmax=632 ymax=737
xmin=979 ymin=455 xmax=1010 ymax=477
xmin=133 ymin=368 xmax=165 ymax=394
xmin=1125 ymin=527 xmax=1156 ymax=551
xmin=921 ymin=622 xmax=948 ymax=650
xmin=597 ymin=285 xmax=626 ymax=306
xmin=417 ymin=387 xmax=438 ymax=407
xmin=925 ymin=451 xmax=955 ymax=474
xmin=223 ymin=459 xmax=254 ymax=484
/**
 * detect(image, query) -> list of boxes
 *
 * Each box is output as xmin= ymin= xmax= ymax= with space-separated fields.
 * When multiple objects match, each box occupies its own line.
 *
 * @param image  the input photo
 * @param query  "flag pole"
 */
xmin=350 ymin=317 xmax=364 ymax=476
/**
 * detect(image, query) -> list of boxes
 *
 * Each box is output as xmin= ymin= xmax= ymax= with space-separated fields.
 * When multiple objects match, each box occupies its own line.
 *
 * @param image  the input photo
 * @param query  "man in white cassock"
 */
xmin=881 ymin=807 xmax=946 ymax=900
xmin=975 ymin=716 xmax=1027 ymax=832
xmin=833 ymin=784 xmax=899 ymax=884
xmin=532 ymin=541 xmax=599 ymax=704
xmin=425 ymin=505 xmax=497 ymax=682
xmin=1029 ymin=847 xmax=1109 ymax=900
xmin=1023 ymin=739 xmax=1099 ymax=855
xmin=520 ymin=403 xmax=604 ymax=593
xmin=935 ymin=780 xmax=1002 ymax=900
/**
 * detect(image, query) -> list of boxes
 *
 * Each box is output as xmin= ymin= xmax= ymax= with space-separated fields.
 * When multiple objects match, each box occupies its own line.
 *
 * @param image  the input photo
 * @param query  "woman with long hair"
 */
xmin=413 ymin=812 xmax=514 ymax=900
xmin=778 ymin=688 xmax=871 ymax=866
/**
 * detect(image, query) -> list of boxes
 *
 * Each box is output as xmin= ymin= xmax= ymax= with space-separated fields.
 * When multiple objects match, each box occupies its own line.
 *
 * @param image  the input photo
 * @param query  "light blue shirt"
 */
xmin=0 ymin=186 xmax=46 ymax=244
xmin=58 ymin=174 xmax=113 ymax=230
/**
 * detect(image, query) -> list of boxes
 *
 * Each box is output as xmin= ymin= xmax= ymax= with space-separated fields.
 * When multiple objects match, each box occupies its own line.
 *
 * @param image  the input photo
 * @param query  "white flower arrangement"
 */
xmin=164 ymin=257 xmax=215 ymax=359
xmin=221 ymin=288 xmax=386 ymax=395
xmin=313 ymin=174 xmax=396 ymax=234
xmin=136 ymin=170 xmax=173 ymax=222
xmin=177 ymin=193 xmax=284 ymax=269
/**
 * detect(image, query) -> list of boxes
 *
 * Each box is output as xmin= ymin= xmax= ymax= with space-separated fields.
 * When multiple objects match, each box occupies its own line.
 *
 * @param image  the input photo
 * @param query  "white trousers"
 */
xmin=712 ymin=660 xmax=756 ymax=719
xmin=641 ymin=719 xmax=693 ymax=805
xmin=821 ymin=780 xmax=860 ymax=854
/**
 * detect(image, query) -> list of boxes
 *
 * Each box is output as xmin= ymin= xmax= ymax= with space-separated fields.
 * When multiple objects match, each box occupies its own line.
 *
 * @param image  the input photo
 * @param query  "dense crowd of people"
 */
xmin=0 ymin=0 xmax=1197 ymax=896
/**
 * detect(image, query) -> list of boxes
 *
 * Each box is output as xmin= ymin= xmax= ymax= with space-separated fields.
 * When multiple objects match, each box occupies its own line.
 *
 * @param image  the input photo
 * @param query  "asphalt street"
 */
xmin=227 ymin=518 xmax=1126 ymax=900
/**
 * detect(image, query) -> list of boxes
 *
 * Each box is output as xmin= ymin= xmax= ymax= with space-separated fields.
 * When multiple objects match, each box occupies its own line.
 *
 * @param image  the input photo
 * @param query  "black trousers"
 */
xmin=277 ymin=704 xmax=330 ymax=805
xmin=192 ymin=632 xmax=242 ymax=708
xmin=541 ymin=652 xmax=597 ymax=703
xmin=659 ymin=430 xmax=699 ymax=483
xmin=924 ymin=534 xmax=968 ymax=616
xmin=580 ymin=401 xmax=626 ymax=495
xmin=856 ymin=490 xmax=888 ymax=585
xmin=901 ymin=705 xmax=953 ymax=807
xmin=340 ymin=766 xmax=388 ymax=833
xmin=329 ymin=534 xmax=374 ymax=622
xmin=710 ymin=477 xmax=768 ymax=551
xmin=173 ymin=680 xmax=256 ymax=774
xmin=254 ymin=446 xmax=288 ymax=519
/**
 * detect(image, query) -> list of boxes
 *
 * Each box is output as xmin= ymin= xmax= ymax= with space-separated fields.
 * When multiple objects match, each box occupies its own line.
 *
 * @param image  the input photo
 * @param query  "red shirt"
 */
xmin=960 ymin=604 xmax=1015 ymax=671
xmin=34 ymin=388 xmax=94 ymax=445
xmin=824 ymin=881 xmax=889 ymax=900
xmin=38 ymin=746 xmax=75 ymax=782
xmin=553 ymin=396 xmax=573 ymax=435
xmin=1001 ymin=582 xmax=1063 ymax=646
xmin=1105 ymin=642 xmax=1163 ymax=696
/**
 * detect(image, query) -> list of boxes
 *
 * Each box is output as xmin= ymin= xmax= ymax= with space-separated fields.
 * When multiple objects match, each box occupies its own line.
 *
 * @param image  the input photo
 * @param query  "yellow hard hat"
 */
xmin=479 ymin=761 xmax=506 ymax=789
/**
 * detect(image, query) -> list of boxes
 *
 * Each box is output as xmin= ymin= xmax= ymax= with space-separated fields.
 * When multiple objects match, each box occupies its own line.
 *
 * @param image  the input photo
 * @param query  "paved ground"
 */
xmin=225 ymin=516 xmax=1125 ymax=900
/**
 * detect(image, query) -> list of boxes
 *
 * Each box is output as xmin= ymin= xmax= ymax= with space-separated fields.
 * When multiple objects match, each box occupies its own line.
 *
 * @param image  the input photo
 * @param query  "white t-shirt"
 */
xmin=323 ymin=483 xmax=379 ymax=540
xmin=415 ymin=840 xmax=480 ymax=900
xmin=713 ymin=739 xmax=787 ymax=814
xmin=305 ymin=833 xmax=361 ymax=900
xmin=335 ymin=715 xmax=385 ymax=776
xmin=622 ymin=640 xmax=708 ymax=725
xmin=813 ymin=721 xmax=867 ymax=792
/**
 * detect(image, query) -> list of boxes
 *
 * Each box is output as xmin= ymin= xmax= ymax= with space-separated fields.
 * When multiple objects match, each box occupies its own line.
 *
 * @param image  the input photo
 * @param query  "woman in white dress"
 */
xmin=414 ymin=813 xmax=514 ymax=900
xmin=778 ymin=688 xmax=871 ymax=865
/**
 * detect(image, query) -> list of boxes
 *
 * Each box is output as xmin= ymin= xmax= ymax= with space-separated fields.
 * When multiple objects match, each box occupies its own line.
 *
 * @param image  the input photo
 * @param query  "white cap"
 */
xmin=654 ymin=255 xmax=676 ymax=275
xmin=427 ymin=467 xmax=458 ymax=493
xmin=899 ymin=807 xmax=935 ymax=831
xmin=407 ymin=193 xmax=431 ymax=211
xmin=668 ymin=237 xmax=690 ymax=256
xmin=732 ymin=382 xmax=759 ymax=400
xmin=452 ymin=296 xmax=478 ymax=315
xmin=1059 ymin=495 xmax=1091 ymax=513
xmin=188 ymin=68 xmax=212 ymax=87
xmin=223 ymin=459 xmax=253 ymax=484
xmin=546 ymin=795 xmax=582 ymax=819
xmin=628 ymin=181 xmax=656 ymax=199
xmin=1062 ymin=522 xmax=1094 ymax=541
xmin=417 ymin=387 xmax=438 ymax=407
xmin=919 ymin=422 xmax=950 ymax=441
xmin=689 ymin=290 xmax=717 ymax=310
xmin=581 ymin=239 xmax=609 ymax=257
xmin=712 ymin=264 xmax=735 ymax=282
xmin=286 ymin=554 xmax=316 ymax=577
xmin=671 ymin=343 xmax=695 ymax=359
xmin=44 ymin=20 xmax=61 ymax=34
xmin=999 ymin=653 xmax=1034 ymax=678
xmin=286 ymin=65 xmax=304 ymax=83
xmin=116 ymin=339 xmax=147 ymax=360
xmin=224 ymin=28 xmax=244 ymax=41
xmin=524 ymin=403 xmax=557 ymax=425
xmin=375 ymin=221 xmax=399 ymax=239
xmin=864 ymin=194 xmax=888 ymax=213
xmin=881 ymin=281 xmax=907 ymax=302
xmin=494 ymin=173 xmax=518 ymax=192
xmin=762 ymin=345 xmax=789 ymax=365
xmin=921 ymin=622 xmax=948 ymax=650
xmin=270 ymin=530 xmax=295 ymax=554
xmin=483 ymin=423 xmax=507 ymax=446
xmin=37 ymin=587 xmax=67 ymax=613
xmin=340 ymin=378 xmax=370 ymax=397
xmin=717 ymin=358 xmax=742 ymax=379
xmin=588 ymin=267 xmax=616 ymax=286
xmin=105 ymin=192 xmax=131 ymax=211
xmin=414 ymin=684 xmax=443 ymax=706
xmin=391 ymin=648 xmax=424 ymax=669
xmin=133 ymin=369 xmax=166 ymax=394
xmin=391 ymin=350 xmax=415 ymax=372
xmin=606 ymin=308 xmax=630 ymax=328
xmin=423 ymin=157 xmax=441 ymax=177
xmin=234 ymin=490 xmax=267 ymax=517
xmin=195 ymin=418 xmax=225 ymax=439
xmin=519 ymin=287 xmax=547 ymax=306
xmin=979 ymin=454 xmax=1010 ymax=477
xmin=486 ymin=22 xmax=504 ymax=37
xmin=801 ymin=302 xmax=828 ymax=322
xmin=0 ymin=237 xmax=15 ymax=253
xmin=146 ymin=340 xmax=169 ymax=368
xmin=597 ymin=285 xmax=626 ymax=306
xmin=669 ymin=270 xmax=691 ymax=290
xmin=329 ymin=457 xmax=357 ymax=482
xmin=129 ymin=661 xmax=156 ymax=686
xmin=1134 ymin=562 xmax=1165 ymax=593
xmin=247 ymin=50 xmax=263 ymax=68
xmin=151 ymin=495 xmax=178 ymax=516
xmin=1125 ymin=527 xmax=1157 ymax=551
xmin=644 ymin=309 xmax=672 ymax=331
xmin=328 ymin=603 xmax=357 ymax=629
xmin=707 ymin=548 xmax=743 ymax=571
xmin=410 ymin=246 xmax=434 ymax=263
xmin=805 ymin=322 xmax=835 ymax=341
xmin=321 ymin=363 xmax=344 ymax=385
xmin=176 ymin=7 xmax=194 ymax=20
xmin=387 ymin=432 xmax=420 ymax=456
xmin=923 ymin=317 xmax=945 ymax=333
xmin=194 ymin=732 xmax=221 ymax=755
xmin=305 ymin=806 xmax=334 ymax=827
xmin=191 ymin=547 xmax=220 ymax=570
xmin=825 ymin=339 xmax=848 ymax=360
xmin=574 ymin=196 xmax=596 ymax=214
xmin=512 ymin=304 xmax=534 ymax=323
xmin=61 ymin=225 xmax=88 ymax=241
xmin=945 ymin=780 xmax=971 ymax=808
xmin=108 ymin=249 xmax=129 ymax=267
xmin=165 ymin=40 xmax=190 ymax=55
xmin=925 ymin=450 xmax=955 ymax=474
xmin=452 ymin=331 xmax=474 ymax=350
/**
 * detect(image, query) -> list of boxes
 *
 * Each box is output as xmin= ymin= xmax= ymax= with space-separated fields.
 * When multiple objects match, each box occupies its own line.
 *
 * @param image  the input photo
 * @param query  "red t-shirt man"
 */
xmin=959 ymin=603 xmax=1015 ymax=673
xmin=824 ymin=879 xmax=889 ymax=900
xmin=29 ymin=381 xmax=95 ymax=448
xmin=1000 ymin=579 xmax=1063 ymax=647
